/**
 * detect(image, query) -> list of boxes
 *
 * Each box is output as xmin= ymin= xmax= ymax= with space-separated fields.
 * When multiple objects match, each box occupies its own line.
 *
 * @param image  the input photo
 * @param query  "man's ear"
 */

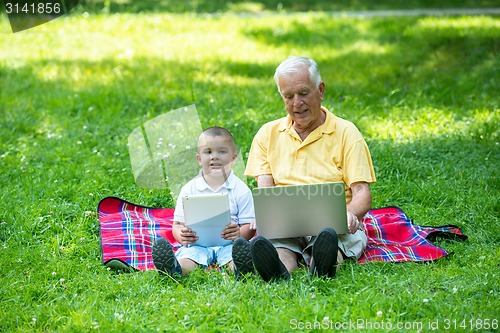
xmin=319 ymin=81 xmax=325 ymax=100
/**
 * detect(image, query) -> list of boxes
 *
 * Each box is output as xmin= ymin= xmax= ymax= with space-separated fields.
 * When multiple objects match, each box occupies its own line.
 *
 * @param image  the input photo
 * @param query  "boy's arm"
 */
xmin=239 ymin=223 xmax=255 ymax=240
xmin=233 ymin=184 xmax=257 ymax=239
xmin=221 ymin=222 xmax=255 ymax=241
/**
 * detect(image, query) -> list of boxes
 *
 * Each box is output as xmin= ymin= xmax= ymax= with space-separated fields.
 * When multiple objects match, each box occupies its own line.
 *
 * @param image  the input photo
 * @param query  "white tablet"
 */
xmin=182 ymin=193 xmax=232 ymax=247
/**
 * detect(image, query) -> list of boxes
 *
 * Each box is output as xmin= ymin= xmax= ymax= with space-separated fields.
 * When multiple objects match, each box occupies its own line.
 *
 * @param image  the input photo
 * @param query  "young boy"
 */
xmin=152 ymin=126 xmax=255 ymax=278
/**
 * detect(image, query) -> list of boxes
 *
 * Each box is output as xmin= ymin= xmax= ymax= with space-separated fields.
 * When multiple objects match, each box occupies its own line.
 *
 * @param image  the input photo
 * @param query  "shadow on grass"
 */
xmin=1 ymin=14 xmax=497 ymax=138
xmin=2 ymin=50 xmax=495 ymax=151
xmin=1 ymin=11 xmax=497 ymax=143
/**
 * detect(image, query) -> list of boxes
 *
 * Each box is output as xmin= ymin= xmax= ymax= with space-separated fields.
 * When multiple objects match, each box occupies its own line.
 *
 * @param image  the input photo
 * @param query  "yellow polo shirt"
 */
xmin=244 ymin=107 xmax=376 ymax=203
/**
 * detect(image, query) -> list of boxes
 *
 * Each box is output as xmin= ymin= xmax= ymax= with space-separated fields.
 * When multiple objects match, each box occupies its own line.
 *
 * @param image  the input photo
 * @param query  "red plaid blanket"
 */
xmin=359 ymin=206 xmax=467 ymax=263
xmin=98 ymin=197 xmax=467 ymax=271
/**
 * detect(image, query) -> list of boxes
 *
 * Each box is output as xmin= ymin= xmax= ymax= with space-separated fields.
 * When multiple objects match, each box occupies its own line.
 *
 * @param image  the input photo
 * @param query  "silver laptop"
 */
xmin=182 ymin=193 xmax=232 ymax=247
xmin=253 ymin=182 xmax=348 ymax=239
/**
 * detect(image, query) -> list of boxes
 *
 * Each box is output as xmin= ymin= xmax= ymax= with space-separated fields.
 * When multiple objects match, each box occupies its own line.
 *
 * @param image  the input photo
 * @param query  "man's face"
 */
xmin=278 ymin=68 xmax=325 ymax=131
xmin=196 ymin=134 xmax=237 ymax=177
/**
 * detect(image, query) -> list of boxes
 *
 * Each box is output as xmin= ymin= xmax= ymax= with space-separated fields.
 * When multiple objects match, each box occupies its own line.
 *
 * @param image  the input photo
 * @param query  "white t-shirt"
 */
xmin=173 ymin=170 xmax=255 ymax=226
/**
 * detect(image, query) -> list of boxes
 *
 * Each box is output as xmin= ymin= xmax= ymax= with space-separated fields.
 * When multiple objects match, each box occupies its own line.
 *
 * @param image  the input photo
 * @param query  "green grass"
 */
xmin=0 ymin=6 xmax=499 ymax=333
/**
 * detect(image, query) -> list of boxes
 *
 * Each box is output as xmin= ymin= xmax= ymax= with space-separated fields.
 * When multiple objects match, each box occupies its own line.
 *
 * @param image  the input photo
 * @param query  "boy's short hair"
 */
xmin=199 ymin=126 xmax=236 ymax=150
xmin=202 ymin=126 xmax=234 ymax=141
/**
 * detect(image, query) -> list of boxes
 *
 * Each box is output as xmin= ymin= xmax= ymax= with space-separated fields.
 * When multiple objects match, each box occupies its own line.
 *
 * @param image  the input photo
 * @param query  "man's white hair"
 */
xmin=273 ymin=56 xmax=322 ymax=93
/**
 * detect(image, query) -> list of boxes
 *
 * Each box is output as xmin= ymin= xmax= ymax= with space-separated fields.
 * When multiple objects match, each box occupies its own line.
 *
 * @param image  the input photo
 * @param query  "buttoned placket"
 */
xmin=288 ymin=128 xmax=324 ymax=160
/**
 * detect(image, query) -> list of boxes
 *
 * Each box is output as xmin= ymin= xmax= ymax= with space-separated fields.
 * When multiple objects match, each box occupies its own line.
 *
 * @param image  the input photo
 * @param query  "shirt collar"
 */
xmin=194 ymin=170 xmax=236 ymax=192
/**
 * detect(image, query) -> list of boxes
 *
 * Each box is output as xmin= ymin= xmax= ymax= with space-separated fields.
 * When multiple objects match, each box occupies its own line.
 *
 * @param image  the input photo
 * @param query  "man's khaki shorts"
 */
xmin=269 ymin=229 xmax=367 ymax=265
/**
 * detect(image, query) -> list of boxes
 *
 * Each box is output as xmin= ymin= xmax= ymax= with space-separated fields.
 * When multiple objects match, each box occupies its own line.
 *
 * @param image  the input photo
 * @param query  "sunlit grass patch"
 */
xmin=360 ymin=106 xmax=499 ymax=142
xmin=409 ymin=15 xmax=500 ymax=36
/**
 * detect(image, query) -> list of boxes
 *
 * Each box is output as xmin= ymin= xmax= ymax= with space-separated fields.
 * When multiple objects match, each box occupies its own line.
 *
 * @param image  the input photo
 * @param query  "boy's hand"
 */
xmin=178 ymin=226 xmax=198 ymax=245
xmin=221 ymin=223 xmax=240 ymax=240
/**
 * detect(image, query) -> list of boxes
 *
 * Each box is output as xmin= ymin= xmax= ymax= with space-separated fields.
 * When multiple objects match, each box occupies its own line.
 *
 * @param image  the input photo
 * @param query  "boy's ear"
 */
xmin=196 ymin=153 xmax=202 ymax=164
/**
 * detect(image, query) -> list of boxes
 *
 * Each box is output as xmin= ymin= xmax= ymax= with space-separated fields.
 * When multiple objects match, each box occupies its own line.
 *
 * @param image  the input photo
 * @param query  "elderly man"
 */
xmin=233 ymin=56 xmax=376 ymax=281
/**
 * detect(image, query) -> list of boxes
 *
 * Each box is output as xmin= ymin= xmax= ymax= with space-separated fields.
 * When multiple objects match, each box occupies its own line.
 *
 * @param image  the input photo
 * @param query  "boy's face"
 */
xmin=196 ymin=134 xmax=237 ymax=177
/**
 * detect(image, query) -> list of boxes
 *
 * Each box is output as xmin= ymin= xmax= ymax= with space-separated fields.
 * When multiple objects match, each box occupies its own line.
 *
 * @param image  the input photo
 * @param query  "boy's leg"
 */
xmin=178 ymin=258 xmax=199 ymax=276
xmin=216 ymin=243 xmax=236 ymax=272
xmin=231 ymin=237 xmax=255 ymax=277
xmin=152 ymin=238 xmax=182 ymax=276
xmin=175 ymin=246 xmax=211 ymax=276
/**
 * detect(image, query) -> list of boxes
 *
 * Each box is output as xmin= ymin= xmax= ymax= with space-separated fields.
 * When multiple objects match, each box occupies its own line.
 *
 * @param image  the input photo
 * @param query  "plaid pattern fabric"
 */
xmin=98 ymin=198 xmax=467 ymax=270
xmin=359 ymin=206 xmax=467 ymax=264
xmin=98 ymin=197 xmax=179 ymax=271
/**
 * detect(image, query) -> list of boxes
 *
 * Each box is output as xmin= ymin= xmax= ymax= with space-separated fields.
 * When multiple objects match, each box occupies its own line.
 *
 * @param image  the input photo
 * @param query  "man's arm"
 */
xmin=257 ymin=174 xmax=275 ymax=187
xmin=346 ymin=181 xmax=372 ymax=233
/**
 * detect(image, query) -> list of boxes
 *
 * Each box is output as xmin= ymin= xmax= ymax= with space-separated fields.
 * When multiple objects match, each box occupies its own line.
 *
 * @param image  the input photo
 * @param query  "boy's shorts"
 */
xmin=270 ymin=229 xmax=367 ymax=265
xmin=175 ymin=244 xmax=233 ymax=267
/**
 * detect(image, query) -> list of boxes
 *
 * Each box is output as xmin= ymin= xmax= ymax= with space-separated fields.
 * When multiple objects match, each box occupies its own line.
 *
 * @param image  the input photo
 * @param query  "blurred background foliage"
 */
xmin=81 ymin=0 xmax=499 ymax=14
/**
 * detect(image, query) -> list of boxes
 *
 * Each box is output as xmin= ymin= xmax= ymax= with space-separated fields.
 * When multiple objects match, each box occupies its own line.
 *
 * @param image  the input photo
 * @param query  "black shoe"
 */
xmin=232 ymin=237 xmax=255 ymax=279
xmin=152 ymin=238 xmax=182 ymax=276
xmin=104 ymin=259 xmax=136 ymax=273
xmin=310 ymin=228 xmax=338 ymax=278
xmin=250 ymin=236 xmax=289 ymax=282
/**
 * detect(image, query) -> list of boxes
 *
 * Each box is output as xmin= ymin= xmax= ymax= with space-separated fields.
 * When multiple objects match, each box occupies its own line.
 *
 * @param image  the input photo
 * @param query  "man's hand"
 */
xmin=346 ymin=182 xmax=372 ymax=233
xmin=347 ymin=210 xmax=360 ymax=234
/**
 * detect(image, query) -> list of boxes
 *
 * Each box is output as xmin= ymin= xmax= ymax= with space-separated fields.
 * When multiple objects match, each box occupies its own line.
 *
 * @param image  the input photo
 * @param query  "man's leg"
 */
xmin=338 ymin=229 xmax=367 ymax=259
xmin=310 ymin=228 xmax=338 ymax=278
xmin=336 ymin=250 xmax=344 ymax=270
xmin=277 ymin=247 xmax=300 ymax=273
xmin=250 ymin=236 xmax=290 ymax=282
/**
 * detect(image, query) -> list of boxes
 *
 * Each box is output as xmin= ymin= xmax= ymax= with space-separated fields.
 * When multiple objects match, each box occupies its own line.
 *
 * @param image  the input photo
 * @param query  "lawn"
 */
xmin=0 ymin=2 xmax=499 ymax=332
